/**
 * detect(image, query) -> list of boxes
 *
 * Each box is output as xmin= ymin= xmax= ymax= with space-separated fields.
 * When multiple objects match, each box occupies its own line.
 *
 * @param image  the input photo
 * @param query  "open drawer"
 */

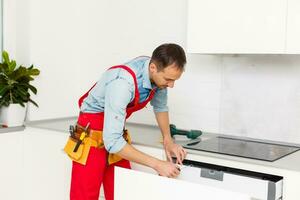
xmin=177 ymin=160 xmax=283 ymax=200
xmin=115 ymin=166 xmax=252 ymax=200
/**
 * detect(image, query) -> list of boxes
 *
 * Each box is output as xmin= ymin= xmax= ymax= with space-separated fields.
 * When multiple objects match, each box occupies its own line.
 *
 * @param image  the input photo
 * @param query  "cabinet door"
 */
xmin=0 ymin=132 xmax=23 ymax=200
xmin=187 ymin=0 xmax=286 ymax=54
xmin=23 ymin=128 xmax=71 ymax=200
xmin=286 ymin=0 xmax=300 ymax=53
xmin=115 ymin=167 xmax=251 ymax=200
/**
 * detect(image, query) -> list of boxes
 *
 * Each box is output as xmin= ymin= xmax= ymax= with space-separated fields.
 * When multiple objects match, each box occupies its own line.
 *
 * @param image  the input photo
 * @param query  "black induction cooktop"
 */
xmin=183 ymin=136 xmax=300 ymax=162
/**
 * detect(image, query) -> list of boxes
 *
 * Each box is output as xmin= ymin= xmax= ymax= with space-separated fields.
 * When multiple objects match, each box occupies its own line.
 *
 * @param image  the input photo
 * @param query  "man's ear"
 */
xmin=149 ymin=62 xmax=157 ymax=73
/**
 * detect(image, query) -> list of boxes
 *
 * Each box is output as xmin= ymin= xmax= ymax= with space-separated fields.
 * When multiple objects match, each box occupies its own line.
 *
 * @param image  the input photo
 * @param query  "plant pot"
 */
xmin=0 ymin=103 xmax=27 ymax=127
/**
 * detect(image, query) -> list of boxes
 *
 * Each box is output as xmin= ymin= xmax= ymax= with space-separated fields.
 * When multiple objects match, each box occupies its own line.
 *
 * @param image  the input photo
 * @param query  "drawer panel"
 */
xmin=178 ymin=160 xmax=283 ymax=200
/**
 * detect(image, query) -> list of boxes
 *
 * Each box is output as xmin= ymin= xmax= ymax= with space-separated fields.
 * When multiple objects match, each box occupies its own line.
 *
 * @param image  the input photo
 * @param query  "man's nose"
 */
xmin=168 ymin=81 xmax=174 ymax=88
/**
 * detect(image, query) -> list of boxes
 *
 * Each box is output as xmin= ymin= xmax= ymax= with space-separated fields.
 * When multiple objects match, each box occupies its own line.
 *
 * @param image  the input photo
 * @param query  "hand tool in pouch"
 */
xmin=73 ymin=122 xmax=90 ymax=152
xmin=69 ymin=125 xmax=76 ymax=138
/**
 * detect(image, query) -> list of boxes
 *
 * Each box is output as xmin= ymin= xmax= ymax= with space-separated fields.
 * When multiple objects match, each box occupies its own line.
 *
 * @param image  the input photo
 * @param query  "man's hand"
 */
xmin=154 ymin=112 xmax=187 ymax=166
xmin=117 ymin=143 xmax=181 ymax=178
xmin=164 ymin=140 xmax=187 ymax=165
xmin=154 ymin=160 xmax=181 ymax=178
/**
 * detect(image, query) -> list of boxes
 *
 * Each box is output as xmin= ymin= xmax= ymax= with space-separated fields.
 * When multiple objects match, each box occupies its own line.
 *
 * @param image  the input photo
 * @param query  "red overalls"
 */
xmin=70 ymin=65 xmax=156 ymax=200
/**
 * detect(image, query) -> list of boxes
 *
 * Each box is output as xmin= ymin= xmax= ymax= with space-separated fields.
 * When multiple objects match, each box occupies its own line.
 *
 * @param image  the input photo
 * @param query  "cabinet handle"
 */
xmin=201 ymin=168 xmax=224 ymax=181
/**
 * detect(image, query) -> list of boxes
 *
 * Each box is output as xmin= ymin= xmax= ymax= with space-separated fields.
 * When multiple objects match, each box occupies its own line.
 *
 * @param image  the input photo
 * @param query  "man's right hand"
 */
xmin=154 ymin=160 xmax=180 ymax=178
xmin=116 ymin=144 xmax=181 ymax=178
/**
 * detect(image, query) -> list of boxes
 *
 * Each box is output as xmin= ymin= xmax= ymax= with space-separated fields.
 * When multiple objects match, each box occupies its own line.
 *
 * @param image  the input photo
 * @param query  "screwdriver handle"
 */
xmin=73 ymin=140 xmax=82 ymax=152
xmin=73 ymin=132 xmax=86 ymax=152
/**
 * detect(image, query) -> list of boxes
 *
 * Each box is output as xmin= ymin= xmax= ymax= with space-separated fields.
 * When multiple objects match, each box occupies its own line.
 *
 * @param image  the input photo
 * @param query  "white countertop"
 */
xmin=0 ymin=126 xmax=25 ymax=134
xmin=26 ymin=117 xmax=300 ymax=174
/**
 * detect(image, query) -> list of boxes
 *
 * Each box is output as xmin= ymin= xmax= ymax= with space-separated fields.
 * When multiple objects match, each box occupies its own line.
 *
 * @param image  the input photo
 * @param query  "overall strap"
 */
xmin=78 ymin=65 xmax=140 ymax=108
xmin=78 ymin=83 xmax=97 ymax=108
xmin=109 ymin=65 xmax=140 ymax=106
xmin=148 ymin=88 xmax=156 ymax=100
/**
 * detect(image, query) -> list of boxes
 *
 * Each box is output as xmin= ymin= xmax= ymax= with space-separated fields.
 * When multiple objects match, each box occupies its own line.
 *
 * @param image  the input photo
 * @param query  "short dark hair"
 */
xmin=150 ymin=43 xmax=186 ymax=71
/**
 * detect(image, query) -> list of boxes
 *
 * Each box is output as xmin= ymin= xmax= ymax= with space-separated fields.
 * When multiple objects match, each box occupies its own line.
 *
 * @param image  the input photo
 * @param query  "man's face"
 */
xmin=149 ymin=62 xmax=183 ymax=89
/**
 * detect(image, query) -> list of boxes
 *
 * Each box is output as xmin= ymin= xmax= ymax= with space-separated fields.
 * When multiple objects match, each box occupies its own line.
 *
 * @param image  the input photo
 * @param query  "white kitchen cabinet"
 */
xmin=286 ymin=0 xmax=300 ymax=53
xmin=115 ymin=167 xmax=251 ymax=200
xmin=1 ymin=127 xmax=106 ymax=200
xmin=0 ymin=132 xmax=23 ymax=200
xmin=187 ymin=0 xmax=286 ymax=54
xmin=23 ymin=127 xmax=71 ymax=200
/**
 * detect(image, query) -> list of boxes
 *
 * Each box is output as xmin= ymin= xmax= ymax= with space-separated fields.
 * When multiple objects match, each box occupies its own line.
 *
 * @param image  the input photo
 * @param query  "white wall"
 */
xmin=6 ymin=0 xmax=187 ymax=120
xmin=220 ymin=55 xmax=300 ymax=143
xmin=3 ymin=0 xmax=17 ymax=57
xmin=5 ymin=0 xmax=300 ymax=144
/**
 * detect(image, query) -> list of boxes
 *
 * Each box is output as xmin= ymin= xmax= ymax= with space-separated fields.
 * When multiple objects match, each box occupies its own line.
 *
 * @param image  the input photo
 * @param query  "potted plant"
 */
xmin=0 ymin=51 xmax=40 ymax=127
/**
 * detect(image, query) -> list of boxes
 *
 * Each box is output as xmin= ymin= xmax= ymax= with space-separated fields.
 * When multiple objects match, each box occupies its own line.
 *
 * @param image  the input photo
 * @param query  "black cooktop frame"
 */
xmin=184 ymin=136 xmax=300 ymax=162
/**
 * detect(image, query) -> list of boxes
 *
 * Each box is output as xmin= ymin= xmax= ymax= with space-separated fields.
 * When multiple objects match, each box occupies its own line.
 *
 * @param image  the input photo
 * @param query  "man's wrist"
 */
xmin=151 ymin=157 xmax=161 ymax=170
xmin=163 ymin=136 xmax=173 ymax=146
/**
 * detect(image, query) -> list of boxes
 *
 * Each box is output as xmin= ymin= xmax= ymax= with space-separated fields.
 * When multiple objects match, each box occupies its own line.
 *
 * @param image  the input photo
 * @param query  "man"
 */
xmin=70 ymin=43 xmax=187 ymax=200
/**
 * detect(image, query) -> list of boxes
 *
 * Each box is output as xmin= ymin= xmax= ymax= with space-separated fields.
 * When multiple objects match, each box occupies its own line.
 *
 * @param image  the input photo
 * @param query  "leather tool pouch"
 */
xmin=64 ymin=127 xmax=132 ymax=166
xmin=64 ymin=136 xmax=97 ymax=165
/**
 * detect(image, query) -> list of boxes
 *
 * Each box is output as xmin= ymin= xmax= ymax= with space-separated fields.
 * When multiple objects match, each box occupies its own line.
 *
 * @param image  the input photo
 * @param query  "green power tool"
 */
xmin=170 ymin=124 xmax=202 ymax=140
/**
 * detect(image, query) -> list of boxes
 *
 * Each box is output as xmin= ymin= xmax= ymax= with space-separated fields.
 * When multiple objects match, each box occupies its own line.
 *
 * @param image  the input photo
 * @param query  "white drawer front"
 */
xmin=115 ymin=167 xmax=251 ymax=200
xmin=177 ymin=162 xmax=283 ymax=200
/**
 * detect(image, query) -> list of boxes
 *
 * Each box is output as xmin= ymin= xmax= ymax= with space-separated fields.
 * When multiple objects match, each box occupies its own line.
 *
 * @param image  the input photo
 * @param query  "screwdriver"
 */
xmin=73 ymin=123 xmax=90 ymax=152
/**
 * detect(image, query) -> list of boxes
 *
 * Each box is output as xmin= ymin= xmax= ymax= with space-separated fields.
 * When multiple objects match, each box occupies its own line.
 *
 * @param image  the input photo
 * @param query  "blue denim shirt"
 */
xmin=80 ymin=56 xmax=168 ymax=153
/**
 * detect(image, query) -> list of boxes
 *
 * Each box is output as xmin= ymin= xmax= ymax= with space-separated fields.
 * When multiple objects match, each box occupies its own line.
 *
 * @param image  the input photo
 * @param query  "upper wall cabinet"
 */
xmin=187 ymin=0 xmax=298 ymax=54
xmin=286 ymin=0 xmax=300 ymax=53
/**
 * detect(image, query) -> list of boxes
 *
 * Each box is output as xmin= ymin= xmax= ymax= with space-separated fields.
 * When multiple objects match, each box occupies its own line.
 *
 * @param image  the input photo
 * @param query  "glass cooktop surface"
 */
xmin=184 ymin=136 xmax=300 ymax=162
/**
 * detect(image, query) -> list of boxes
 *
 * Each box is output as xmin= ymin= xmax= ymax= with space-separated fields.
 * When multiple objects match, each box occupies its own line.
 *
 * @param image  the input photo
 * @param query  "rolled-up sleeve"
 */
xmin=150 ymin=88 xmax=169 ymax=113
xmin=103 ymin=78 xmax=133 ymax=153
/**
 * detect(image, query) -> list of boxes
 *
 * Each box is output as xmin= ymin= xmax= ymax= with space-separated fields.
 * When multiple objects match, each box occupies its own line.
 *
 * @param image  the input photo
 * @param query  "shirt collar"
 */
xmin=142 ymin=59 xmax=154 ymax=90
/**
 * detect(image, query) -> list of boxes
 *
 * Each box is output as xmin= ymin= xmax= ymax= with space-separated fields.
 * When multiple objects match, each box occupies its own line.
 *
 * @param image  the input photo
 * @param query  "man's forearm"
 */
xmin=116 ymin=143 xmax=159 ymax=169
xmin=116 ymin=143 xmax=181 ymax=177
xmin=155 ymin=111 xmax=172 ymax=144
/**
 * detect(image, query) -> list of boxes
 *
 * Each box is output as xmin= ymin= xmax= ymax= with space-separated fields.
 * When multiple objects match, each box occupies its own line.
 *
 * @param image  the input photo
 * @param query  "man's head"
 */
xmin=149 ymin=43 xmax=186 ymax=89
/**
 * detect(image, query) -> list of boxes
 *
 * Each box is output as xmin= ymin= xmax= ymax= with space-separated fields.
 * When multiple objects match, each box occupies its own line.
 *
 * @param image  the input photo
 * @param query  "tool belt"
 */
xmin=64 ymin=124 xmax=131 ymax=165
xmin=75 ymin=124 xmax=104 ymax=146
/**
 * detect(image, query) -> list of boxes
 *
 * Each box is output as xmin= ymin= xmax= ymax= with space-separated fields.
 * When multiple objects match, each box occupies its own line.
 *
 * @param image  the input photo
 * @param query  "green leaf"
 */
xmin=29 ymin=98 xmax=38 ymax=107
xmin=2 ymin=51 xmax=10 ymax=64
xmin=12 ymin=95 xmax=25 ymax=107
xmin=28 ymin=68 xmax=40 ymax=76
xmin=16 ymin=86 xmax=29 ymax=96
xmin=0 ymin=90 xmax=9 ymax=100
xmin=27 ymin=84 xmax=37 ymax=94
xmin=12 ymin=66 xmax=27 ymax=80
xmin=8 ymin=60 xmax=16 ymax=71
xmin=15 ymin=89 xmax=28 ymax=101
xmin=0 ymin=64 xmax=9 ymax=75
xmin=0 ymin=85 xmax=10 ymax=96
